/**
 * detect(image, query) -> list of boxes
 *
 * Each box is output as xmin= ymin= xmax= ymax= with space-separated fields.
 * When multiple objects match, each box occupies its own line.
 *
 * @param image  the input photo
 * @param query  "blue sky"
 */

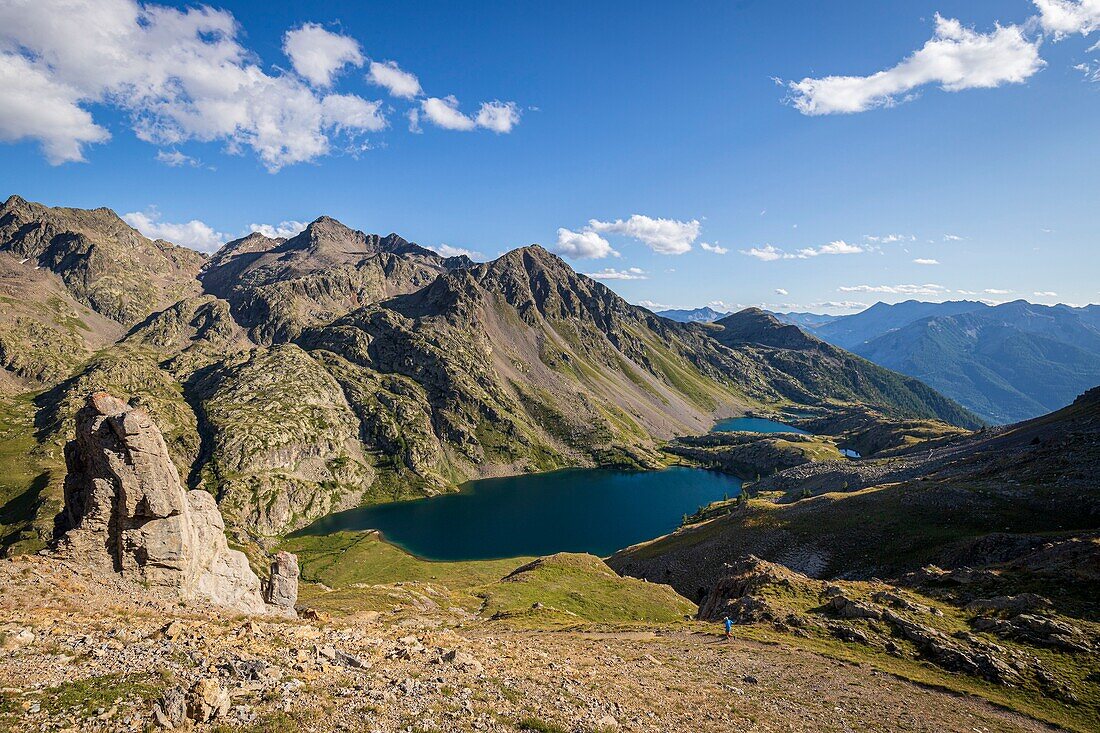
xmin=1 ymin=0 xmax=1098 ymax=313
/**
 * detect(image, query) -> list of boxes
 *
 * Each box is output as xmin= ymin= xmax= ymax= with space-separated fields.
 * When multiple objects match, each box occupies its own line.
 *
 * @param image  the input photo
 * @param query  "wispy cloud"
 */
xmin=155 ymin=149 xmax=204 ymax=168
xmin=248 ymin=220 xmax=307 ymax=239
xmin=786 ymin=14 xmax=1044 ymax=115
xmin=700 ymin=242 xmax=728 ymax=254
xmin=797 ymin=240 xmax=864 ymax=257
xmin=740 ymin=244 xmax=792 ymax=261
xmin=584 ymin=267 xmax=648 ymax=281
xmin=740 ymin=240 xmax=865 ymax=260
xmin=913 ymin=258 xmax=940 ymax=265
xmin=428 ymin=243 xmax=481 ymax=259
xmin=864 ymin=233 xmax=915 ymax=244
xmin=838 ymin=283 xmax=951 ymax=295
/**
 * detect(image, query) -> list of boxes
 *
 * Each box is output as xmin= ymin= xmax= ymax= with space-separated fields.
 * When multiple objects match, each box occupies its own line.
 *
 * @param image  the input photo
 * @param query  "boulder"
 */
xmin=187 ymin=678 xmax=230 ymax=723
xmin=55 ymin=392 xmax=266 ymax=614
xmin=264 ymin=551 xmax=300 ymax=609
xmin=823 ymin=594 xmax=882 ymax=620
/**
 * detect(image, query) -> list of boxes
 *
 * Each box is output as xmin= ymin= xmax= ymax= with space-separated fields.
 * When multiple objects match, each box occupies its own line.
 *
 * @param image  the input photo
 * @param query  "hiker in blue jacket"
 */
xmin=724 ymin=616 xmax=733 ymax=639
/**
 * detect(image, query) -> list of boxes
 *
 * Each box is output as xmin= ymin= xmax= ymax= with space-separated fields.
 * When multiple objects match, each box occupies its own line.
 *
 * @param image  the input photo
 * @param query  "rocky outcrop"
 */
xmin=697 ymin=556 xmax=816 ymax=621
xmin=264 ymin=551 xmax=299 ymax=609
xmin=666 ymin=430 xmax=841 ymax=479
xmin=55 ymin=391 xmax=267 ymax=614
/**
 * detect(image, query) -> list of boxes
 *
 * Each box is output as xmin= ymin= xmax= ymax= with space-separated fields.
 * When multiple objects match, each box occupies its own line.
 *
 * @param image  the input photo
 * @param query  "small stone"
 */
xmin=443 ymin=649 xmax=483 ymax=674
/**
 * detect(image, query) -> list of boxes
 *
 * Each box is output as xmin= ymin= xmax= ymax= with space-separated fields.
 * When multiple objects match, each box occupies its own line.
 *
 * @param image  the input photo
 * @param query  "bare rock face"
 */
xmin=56 ymin=391 xmax=267 ymax=614
xmin=264 ymin=550 xmax=299 ymax=609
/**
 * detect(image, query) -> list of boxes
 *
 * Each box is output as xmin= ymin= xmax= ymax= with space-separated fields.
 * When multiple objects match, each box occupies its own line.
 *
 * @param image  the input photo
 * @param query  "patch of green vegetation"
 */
xmin=478 ymin=553 xmax=695 ymax=626
xmin=517 ymin=717 xmax=569 ymax=733
xmin=31 ymin=673 xmax=162 ymax=717
xmin=0 ymin=392 xmax=60 ymax=555
xmin=282 ymin=531 xmax=526 ymax=591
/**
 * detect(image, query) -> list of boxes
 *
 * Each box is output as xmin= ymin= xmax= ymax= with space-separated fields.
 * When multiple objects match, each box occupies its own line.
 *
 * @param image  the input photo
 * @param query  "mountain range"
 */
xmin=771 ymin=299 xmax=1100 ymax=424
xmin=0 ymin=194 xmax=978 ymax=547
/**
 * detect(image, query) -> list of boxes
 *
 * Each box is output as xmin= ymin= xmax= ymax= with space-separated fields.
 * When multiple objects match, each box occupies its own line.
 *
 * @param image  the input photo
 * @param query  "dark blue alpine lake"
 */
xmin=296 ymin=466 xmax=742 ymax=561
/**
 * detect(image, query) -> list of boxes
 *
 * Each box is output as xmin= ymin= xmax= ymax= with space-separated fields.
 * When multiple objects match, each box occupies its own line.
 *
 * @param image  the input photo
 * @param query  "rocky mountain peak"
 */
xmin=713 ymin=308 xmax=822 ymax=351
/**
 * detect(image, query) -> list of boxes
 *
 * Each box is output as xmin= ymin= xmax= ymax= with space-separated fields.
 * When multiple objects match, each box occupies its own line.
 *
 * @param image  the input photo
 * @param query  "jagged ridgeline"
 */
xmin=0 ymin=195 xmax=980 ymax=543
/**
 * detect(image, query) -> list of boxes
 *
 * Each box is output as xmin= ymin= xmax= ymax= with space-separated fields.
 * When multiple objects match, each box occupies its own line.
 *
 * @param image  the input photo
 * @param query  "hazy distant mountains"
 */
xmin=773 ymin=300 xmax=1100 ymax=424
xmin=653 ymin=306 xmax=729 ymax=323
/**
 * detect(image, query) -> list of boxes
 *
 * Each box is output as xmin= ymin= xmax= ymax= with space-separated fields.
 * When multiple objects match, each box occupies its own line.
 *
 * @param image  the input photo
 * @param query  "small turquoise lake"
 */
xmin=296 ymin=466 xmax=743 ymax=561
xmin=711 ymin=416 xmax=809 ymax=434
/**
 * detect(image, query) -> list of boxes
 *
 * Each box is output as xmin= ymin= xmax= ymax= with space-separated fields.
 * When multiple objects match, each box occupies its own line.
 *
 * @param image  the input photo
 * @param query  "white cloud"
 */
xmin=0 ymin=0 xmax=396 ymax=171
xmin=813 ymin=300 xmax=869 ymax=310
xmin=1034 ymin=290 xmax=1059 ymax=296
xmin=248 ymin=220 xmax=307 ymax=239
xmin=943 ymin=233 xmax=964 ymax=241
xmin=0 ymin=52 xmax=110 ymax=163
xmin=428 ymin=243 xmax=480 ymax=259
xmin=1034 ymin=0 xmax=1100 ymax=36
xmin=1075 ymin=60 xmax=1100 ymax=81
xmin=421 ymin=96 xmax=477 ymax=131
xmin=864 ymin=233 xmax=914 ymax=243
xmin=838 ymin=283 xmax=951 ymax=295
xmin=775 ymin=288 xmax=789 ymax=296
xmin=283 ymin=23 xmax=363 ymax=88
xmin=552 ymin=228 xmax=618 ymax=259
xmin=155 ymin=149 xmax=202 ymax=167
xmin=740 ymin=244 xmax=793 ymax=261
xmin=637 ymin=299 xmax=673 ymax=310
xmin=913 ymin=258 xmax=940 ymax=265
xmin=700 ymin=242 xmax=728 ymax=254
xmin=476 ymin=101 xmax=521 ymax=133
xmin=419 ymin=97 xmax=522 ymax=133
xmin=588 ymin=215 xmax=700 ymax=255
xmin=124 ymin=209 xmax=227 ymax=253
xmin=367 ymin=60 xmax=422 ymax=98
xmin=320 ymin=94 xmax=387 ymax=133
xmin=787 ymin=14 xmax=1044 ymax=115
xmin=584 ymin=267 xmax=648 ymax=281
xmin=741 ymin=240 xmax=865 ymax=260
xmin=984 ymin=288 xmax=1012 ymax=294
xmin=797 ymin=240 xmax=864 ymax=257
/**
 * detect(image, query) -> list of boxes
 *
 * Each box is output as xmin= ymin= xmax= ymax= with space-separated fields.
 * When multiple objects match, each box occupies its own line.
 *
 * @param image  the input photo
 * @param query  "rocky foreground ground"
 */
xmin=0 ymin=555 xmax=1062 ymax=733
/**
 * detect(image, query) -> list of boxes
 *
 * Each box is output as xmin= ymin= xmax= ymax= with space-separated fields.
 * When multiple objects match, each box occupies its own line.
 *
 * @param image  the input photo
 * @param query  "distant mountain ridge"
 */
xmin=853 ymin=301 xmax=1100 ymax=423
xmin=805 ymin=300 xmax=990 ymax=349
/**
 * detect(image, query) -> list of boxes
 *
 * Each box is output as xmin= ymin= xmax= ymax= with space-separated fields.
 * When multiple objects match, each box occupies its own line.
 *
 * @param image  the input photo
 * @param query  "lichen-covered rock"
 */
xmin=264 ymin=551 xmax=299 ymax=609
xmin=56 ymin=391 xmax=266 ymax=614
